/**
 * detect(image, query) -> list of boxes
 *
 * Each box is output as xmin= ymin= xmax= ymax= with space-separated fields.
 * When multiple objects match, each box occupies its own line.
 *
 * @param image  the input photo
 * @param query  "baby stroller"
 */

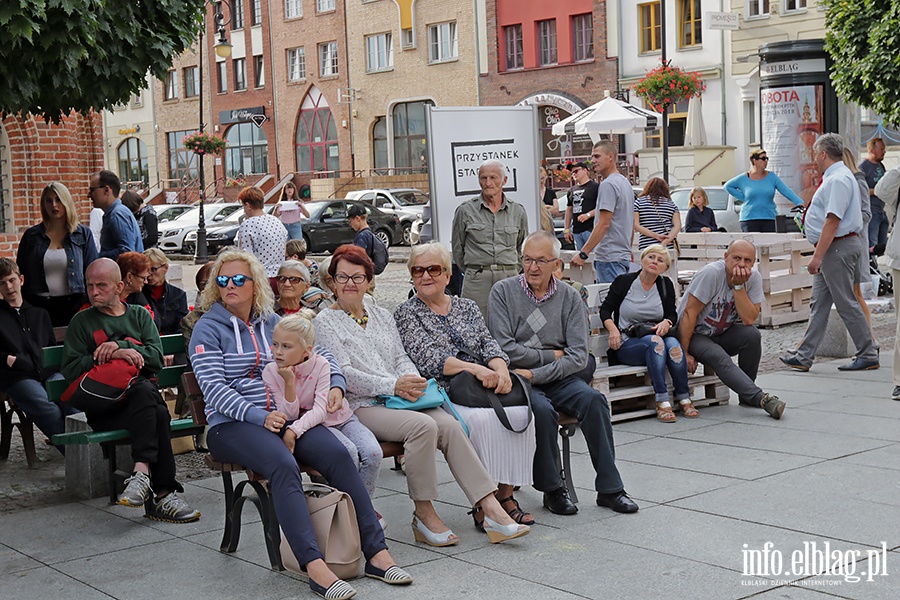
xmin=870 ymin=244 xmax=893 ymax=296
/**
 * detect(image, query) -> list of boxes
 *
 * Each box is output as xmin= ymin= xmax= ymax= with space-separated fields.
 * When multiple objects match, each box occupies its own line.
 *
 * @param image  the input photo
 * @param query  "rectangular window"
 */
xmin=784 ymin=0 xmax=806 ymax=11
xmin=572 ymin=14 xmax=593 ymax=62
xmin=401 ymin=28 xmax=415 ymax=49
xmin=366 ymin=33 xmax=393 ymax=72
xmin=285 ymin=0 xmax=302 ymax=18
xmin=234 ymin=58 xmax=247 ymax=90
xmin=319 ymin=41 xmax=338 ymax=77
xmin=184 ymin=66 xmax=199 ymax=97
xmin=254 ymin=55 xmax=264 ymax=87
xmin=639 ymin=2 xmax=661 ymax=53
xmin=232 ymin=0 xmax=244 ymax=29
xmin=130 ymin=92 xmax=143 ymax=107
xmin=167 ymin=130 xmax=199 ymax=181
xmin=645 ymin=99 xmax=689 ymax=148
xmin=748 ymin=0 xmax=770 ymax=17
xmin=538 ymin=19 xmax=557 ymax=66
xmin=164 ymin=70 xmax=178 ymax=100
xmin=217 ymin=61 xmax=228 ymax=92
xmin=746 ymin=100 xmax=758 ymax=145
xmin=428 ymin=21 xmax=458 ymax=63
xmin=251 ymin=0 xmax=262 ymax=24
xmin=287 ymin=47 xmax=306 ymax=81
xmin=317 ymin=0 xmax=335 ymax=12
xmin=678 ymin=0 xmax=702 ymax=47
xmin=504 ymin=24 xmax=523 ymax=70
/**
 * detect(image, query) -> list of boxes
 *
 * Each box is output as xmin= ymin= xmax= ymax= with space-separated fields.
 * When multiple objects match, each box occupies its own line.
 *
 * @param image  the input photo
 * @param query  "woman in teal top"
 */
xmin=725 ymin=149 xmax=804 ymax=232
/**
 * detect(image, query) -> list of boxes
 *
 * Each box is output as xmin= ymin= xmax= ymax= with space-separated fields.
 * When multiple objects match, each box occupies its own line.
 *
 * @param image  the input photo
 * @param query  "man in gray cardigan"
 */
xmin=488 ymin=231 xmax=637 ymax=516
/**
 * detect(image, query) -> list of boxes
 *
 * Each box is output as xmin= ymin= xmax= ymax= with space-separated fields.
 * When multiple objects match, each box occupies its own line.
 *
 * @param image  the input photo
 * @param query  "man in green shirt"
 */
xmin=62 ymin=258 xmax=199 ymax=523
xmin=451 ymin=159 xmax=529 ymax=317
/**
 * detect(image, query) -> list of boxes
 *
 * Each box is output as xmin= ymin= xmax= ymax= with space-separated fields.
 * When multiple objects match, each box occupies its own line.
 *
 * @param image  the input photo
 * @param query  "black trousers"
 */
xmin=85 ymin=379 xmax=182 ymax=494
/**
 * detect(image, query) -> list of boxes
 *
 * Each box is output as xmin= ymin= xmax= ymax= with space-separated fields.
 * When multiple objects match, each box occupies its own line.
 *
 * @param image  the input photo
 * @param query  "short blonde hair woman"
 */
xmin=143 ymin=247 xmax=188 ymax=335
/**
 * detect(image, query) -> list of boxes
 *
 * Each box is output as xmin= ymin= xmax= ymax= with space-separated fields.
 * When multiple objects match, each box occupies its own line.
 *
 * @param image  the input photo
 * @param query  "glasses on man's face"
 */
xmin=150 ymin=265 xmax=167 ymax=273
xmin=277 ymin=275 xmax=306 ymax=285
xmin=89 ymin=185 xmax=104 ymax=194
xmin=333 ymin=273 xmax=367 ymax=284
xmin=410 ymin=265 xmax=445 ymax=279
xmin=522 ymin=257 xmax=557 ymax=268
xmin=216 ymin=274 xmax=254 ymax=288
xmin=757 ymin=156 xmax=769 ymax=161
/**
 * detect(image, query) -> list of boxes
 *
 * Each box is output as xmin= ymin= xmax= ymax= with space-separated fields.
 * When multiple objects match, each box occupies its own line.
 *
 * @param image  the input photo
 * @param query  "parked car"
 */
xmin=155 ymin=204 xmax=193 ymax=223
xmin=182 ymin=204 xmax=277 ymax=256
xmin=158 ymin=203 xmax=242 ymax=253
xmin=670 ymin=187 xmax=741 ymax=233
xmin=302 ymin=200 xmax=403 ymax=254
xmin=344 ymin=188 xmax=428 ymax=246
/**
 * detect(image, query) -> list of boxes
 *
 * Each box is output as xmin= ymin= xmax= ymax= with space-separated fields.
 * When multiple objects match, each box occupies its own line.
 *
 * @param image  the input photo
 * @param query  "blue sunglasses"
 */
xmin=216 ymin=274 xmax=254 ymax=288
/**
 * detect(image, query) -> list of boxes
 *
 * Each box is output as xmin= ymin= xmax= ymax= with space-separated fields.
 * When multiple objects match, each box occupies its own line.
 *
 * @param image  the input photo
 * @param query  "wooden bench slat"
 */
xmin=47 ymin=365 xmax=187 ymax=402
xmin=51 ymin=418 xmax=196 ymax=446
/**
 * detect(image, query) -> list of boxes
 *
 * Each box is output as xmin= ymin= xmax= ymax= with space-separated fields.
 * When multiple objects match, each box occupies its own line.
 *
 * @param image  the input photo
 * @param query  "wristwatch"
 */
xmin=733 ymin=284 xmax=744 ymax=291
xmin=578 ymin=251 xmax=589 ymax=260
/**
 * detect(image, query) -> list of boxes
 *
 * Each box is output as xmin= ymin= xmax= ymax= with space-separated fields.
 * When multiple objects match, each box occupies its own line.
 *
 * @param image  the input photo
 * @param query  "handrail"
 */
xmin=693 ymin=149 xmax=727 ymax=179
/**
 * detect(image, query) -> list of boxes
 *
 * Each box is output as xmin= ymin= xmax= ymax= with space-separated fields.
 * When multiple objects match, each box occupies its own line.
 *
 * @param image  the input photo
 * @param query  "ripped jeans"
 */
xmin=616 ymin=334 xmax=691 ymax=404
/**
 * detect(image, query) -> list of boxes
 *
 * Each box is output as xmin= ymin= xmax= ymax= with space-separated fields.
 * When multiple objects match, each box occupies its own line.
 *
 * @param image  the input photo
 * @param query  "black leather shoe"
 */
xmin=542 ymin=487 xmax=578 ymax=515
xmin=779 ymin=355 xmax=810 ymax=372
xmin=596 ymin=491 xmax=639 ymax=514
xmin=837 ymin=358 xmax=879 ymax=371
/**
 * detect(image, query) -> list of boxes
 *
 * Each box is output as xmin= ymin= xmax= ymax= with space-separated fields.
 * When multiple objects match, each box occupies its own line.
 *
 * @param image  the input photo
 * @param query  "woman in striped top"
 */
xmin=189 ymin=249 xmax=411 ymax=600
xmin=633 ymin=177 xmax=681 ymax=251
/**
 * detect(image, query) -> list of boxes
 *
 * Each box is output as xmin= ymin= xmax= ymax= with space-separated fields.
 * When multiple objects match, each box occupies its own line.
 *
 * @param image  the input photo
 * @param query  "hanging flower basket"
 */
xmin=631 ymin=62 xmax=706 ymax=113
xmin=182 ymin=131 xmax=227 ymax=156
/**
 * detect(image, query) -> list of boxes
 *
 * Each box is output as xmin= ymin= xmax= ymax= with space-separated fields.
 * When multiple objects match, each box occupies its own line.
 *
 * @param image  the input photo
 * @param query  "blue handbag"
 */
xmin=376 ymin=378 xmax=469 ymax=436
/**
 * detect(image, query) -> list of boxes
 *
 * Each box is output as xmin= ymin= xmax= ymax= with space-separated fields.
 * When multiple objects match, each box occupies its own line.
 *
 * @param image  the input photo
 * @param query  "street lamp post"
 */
xmin=660 ymin=0 xmax=669 ymax=183
xmin=195 ymin=1 xmax=232 ymax=264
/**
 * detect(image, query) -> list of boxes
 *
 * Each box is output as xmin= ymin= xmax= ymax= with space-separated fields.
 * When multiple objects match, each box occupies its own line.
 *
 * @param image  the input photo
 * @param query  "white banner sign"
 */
xmin=707 ymin=12 xmax=739 ymax=30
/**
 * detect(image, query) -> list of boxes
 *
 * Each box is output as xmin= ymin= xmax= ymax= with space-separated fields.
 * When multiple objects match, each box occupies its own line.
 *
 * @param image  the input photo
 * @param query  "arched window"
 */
xmin=372 ymin=116 xmax=388 ymax=172
xmin=225 ymin=122 xmax=268 ymax=177
xmin=295 ymin=86 xmax=339 ymax=175
xmin=392 ymin=100 xmax=433 ymax=172
xmin=117 ymin=137 xmax=149 ymax=186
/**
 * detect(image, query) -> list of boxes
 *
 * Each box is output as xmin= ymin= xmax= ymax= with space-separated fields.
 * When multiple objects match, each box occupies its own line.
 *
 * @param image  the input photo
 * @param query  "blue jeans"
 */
xmin=869 ymin=210 xmax=889 ymax=249
xmin=740 ymin=219 xmax=776 ymax=233
xmin=573 ymin=230 xmax=591 ymax=251
xmin=5 ymin=376 xmax=74 ymax=451
xmin=593 ymin=260 xmax=629 ymax=283
xmin=616 ymin=335 xmax=690 ymax=404
xmin=531 ymin=374 xmax=624 ymax=494
xmin=208 ymin=421 xmax=386 ymax=568
xmin=284 ymin=221 xmax=304 ymax=241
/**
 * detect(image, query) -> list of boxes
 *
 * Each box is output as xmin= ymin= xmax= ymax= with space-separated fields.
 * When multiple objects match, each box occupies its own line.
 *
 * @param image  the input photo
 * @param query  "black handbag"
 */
xmin=446 ymin=349 xmax=533 ymax=433
xmin=623 ymin=321 xmax=660 ymax=338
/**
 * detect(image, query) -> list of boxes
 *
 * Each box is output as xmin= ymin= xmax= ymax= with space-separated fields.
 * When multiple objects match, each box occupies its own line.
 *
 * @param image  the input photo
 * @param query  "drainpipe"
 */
xmin=265 ymin=0 xmax=280 ymax=178
xmin=720 ymin=0 xmax=727 ymax=144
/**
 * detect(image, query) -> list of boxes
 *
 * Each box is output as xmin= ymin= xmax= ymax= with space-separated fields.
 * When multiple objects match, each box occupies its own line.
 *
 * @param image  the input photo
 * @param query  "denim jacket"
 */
xmin=16 ymin=222 xmax=98 ymax=297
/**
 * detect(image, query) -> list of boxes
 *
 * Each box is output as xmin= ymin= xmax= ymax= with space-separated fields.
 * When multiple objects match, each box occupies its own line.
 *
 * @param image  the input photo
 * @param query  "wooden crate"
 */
xmin=756 ymin=239 xmax=814 ymax=327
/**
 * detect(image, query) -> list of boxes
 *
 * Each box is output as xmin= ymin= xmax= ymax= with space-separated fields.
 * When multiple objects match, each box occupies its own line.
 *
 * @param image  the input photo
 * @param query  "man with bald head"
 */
xmin=451 ymin=159 xmax=529 ymax=317
xmin=678 ymin=240 xmax=786 ymax=419
xmin=61 ymin=258 xmax=199 ymax=522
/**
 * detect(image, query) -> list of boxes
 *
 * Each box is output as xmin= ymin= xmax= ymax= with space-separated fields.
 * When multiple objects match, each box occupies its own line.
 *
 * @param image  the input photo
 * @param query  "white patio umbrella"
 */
xmin=684 ymin=95 xmax=708 ymax=146
xmin=551 ymin=96 xmax=661 ymax=140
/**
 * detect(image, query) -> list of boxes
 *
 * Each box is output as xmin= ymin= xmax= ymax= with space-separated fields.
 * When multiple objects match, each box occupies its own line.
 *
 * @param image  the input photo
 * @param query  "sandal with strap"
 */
xmin=497 ymin=495 xmax=535 ymax=526
xmin=468 ymin=506 xmax=485 ymax=532
xmin=656 ymin=401 xmax=677 ymax=423
xmin=679 ymin=399 xmax=699 ymax=418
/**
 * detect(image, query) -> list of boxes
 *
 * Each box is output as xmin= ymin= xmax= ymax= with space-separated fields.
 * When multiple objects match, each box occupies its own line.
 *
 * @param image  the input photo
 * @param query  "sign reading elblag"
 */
xmin=426 ymin=106 xmax=541 ymax=248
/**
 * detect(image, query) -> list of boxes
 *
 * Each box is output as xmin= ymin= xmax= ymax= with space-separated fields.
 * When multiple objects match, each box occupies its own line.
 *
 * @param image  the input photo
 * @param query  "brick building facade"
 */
xmin=0 ymin=113 xmax=104 ymax=259
xmin=478 ymin=0 xmax=618 ymax=163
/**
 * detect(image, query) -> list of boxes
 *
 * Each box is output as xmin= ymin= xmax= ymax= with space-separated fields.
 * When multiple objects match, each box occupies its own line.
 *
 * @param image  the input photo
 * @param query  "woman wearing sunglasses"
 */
xmin=394 ymin=242 xmax=537 ymax=530
xmin=314 ymin=245 xmax=529 ymax=548
xmin=724 ymin=148 xmax=804 ymax=233
xmin=189 ymin=249 xmax=411 ymax=600
xmin=275 ymin=260 xmax=332 ymax=316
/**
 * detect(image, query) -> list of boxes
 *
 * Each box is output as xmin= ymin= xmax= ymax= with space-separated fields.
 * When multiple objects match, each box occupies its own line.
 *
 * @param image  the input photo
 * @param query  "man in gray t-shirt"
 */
xmin=569 ymin=140 xmax=635 ymax=283
xmin=677 ymin=240 xmax=785 ymax=420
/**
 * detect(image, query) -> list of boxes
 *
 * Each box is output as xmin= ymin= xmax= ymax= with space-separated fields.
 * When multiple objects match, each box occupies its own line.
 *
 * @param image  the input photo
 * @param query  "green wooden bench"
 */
xmin=48 ymin=334 xmax=203 ymax=504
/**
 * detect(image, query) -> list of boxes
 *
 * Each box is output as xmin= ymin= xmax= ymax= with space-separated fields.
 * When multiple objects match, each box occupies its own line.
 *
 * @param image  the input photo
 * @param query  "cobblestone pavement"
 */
xmin=2 ymin=247 xmax=895 ymax=515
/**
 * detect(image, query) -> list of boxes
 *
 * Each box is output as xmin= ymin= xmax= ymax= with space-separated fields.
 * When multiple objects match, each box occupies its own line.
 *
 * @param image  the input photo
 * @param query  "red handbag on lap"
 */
xmin=61 ymin=329 xmax=141 ymax=413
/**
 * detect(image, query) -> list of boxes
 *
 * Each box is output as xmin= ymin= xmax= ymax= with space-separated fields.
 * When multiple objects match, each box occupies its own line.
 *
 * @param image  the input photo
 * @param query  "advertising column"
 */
xmin=758 ymin=40 xmax=838 ymax=217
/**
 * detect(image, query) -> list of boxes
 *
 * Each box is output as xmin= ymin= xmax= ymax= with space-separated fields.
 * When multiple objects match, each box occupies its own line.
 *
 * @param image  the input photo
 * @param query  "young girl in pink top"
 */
xmin=264 ymin=311 xmax=383 ymax=496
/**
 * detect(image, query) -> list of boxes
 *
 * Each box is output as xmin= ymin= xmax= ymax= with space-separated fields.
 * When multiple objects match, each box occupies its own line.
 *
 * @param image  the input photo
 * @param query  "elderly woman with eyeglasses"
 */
xmin=190 ymin=248 xmax=411 ymax=600
xmin=141 ymin=248 xmax=188 ymax=335
xmin=394 ymin=242 xmax=536 ymax=529
xmin=275 ymin=260 xmax=332 ymax=316
xmin=116 ymin=252 xmax=154 ymax=316
xmin=314 ymin=244 xmax=529 ymax=548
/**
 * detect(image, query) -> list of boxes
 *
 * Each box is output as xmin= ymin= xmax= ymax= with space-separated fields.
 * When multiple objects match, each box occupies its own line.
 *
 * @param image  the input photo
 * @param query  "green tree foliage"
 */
xmin=0 ymin=0 xmax=205 ymax=122
xmin=824 ymin=0 xmax=900 ymax=123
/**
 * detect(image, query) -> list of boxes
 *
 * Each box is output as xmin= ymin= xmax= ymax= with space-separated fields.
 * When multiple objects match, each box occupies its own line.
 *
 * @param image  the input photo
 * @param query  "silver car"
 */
xmin=345 ymin=188 xmax=428 ymax=246
xmin=158 ymin=203 xmax=242 ymax=253
xmin=670 ymin=186 xmax=741 ymax=233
